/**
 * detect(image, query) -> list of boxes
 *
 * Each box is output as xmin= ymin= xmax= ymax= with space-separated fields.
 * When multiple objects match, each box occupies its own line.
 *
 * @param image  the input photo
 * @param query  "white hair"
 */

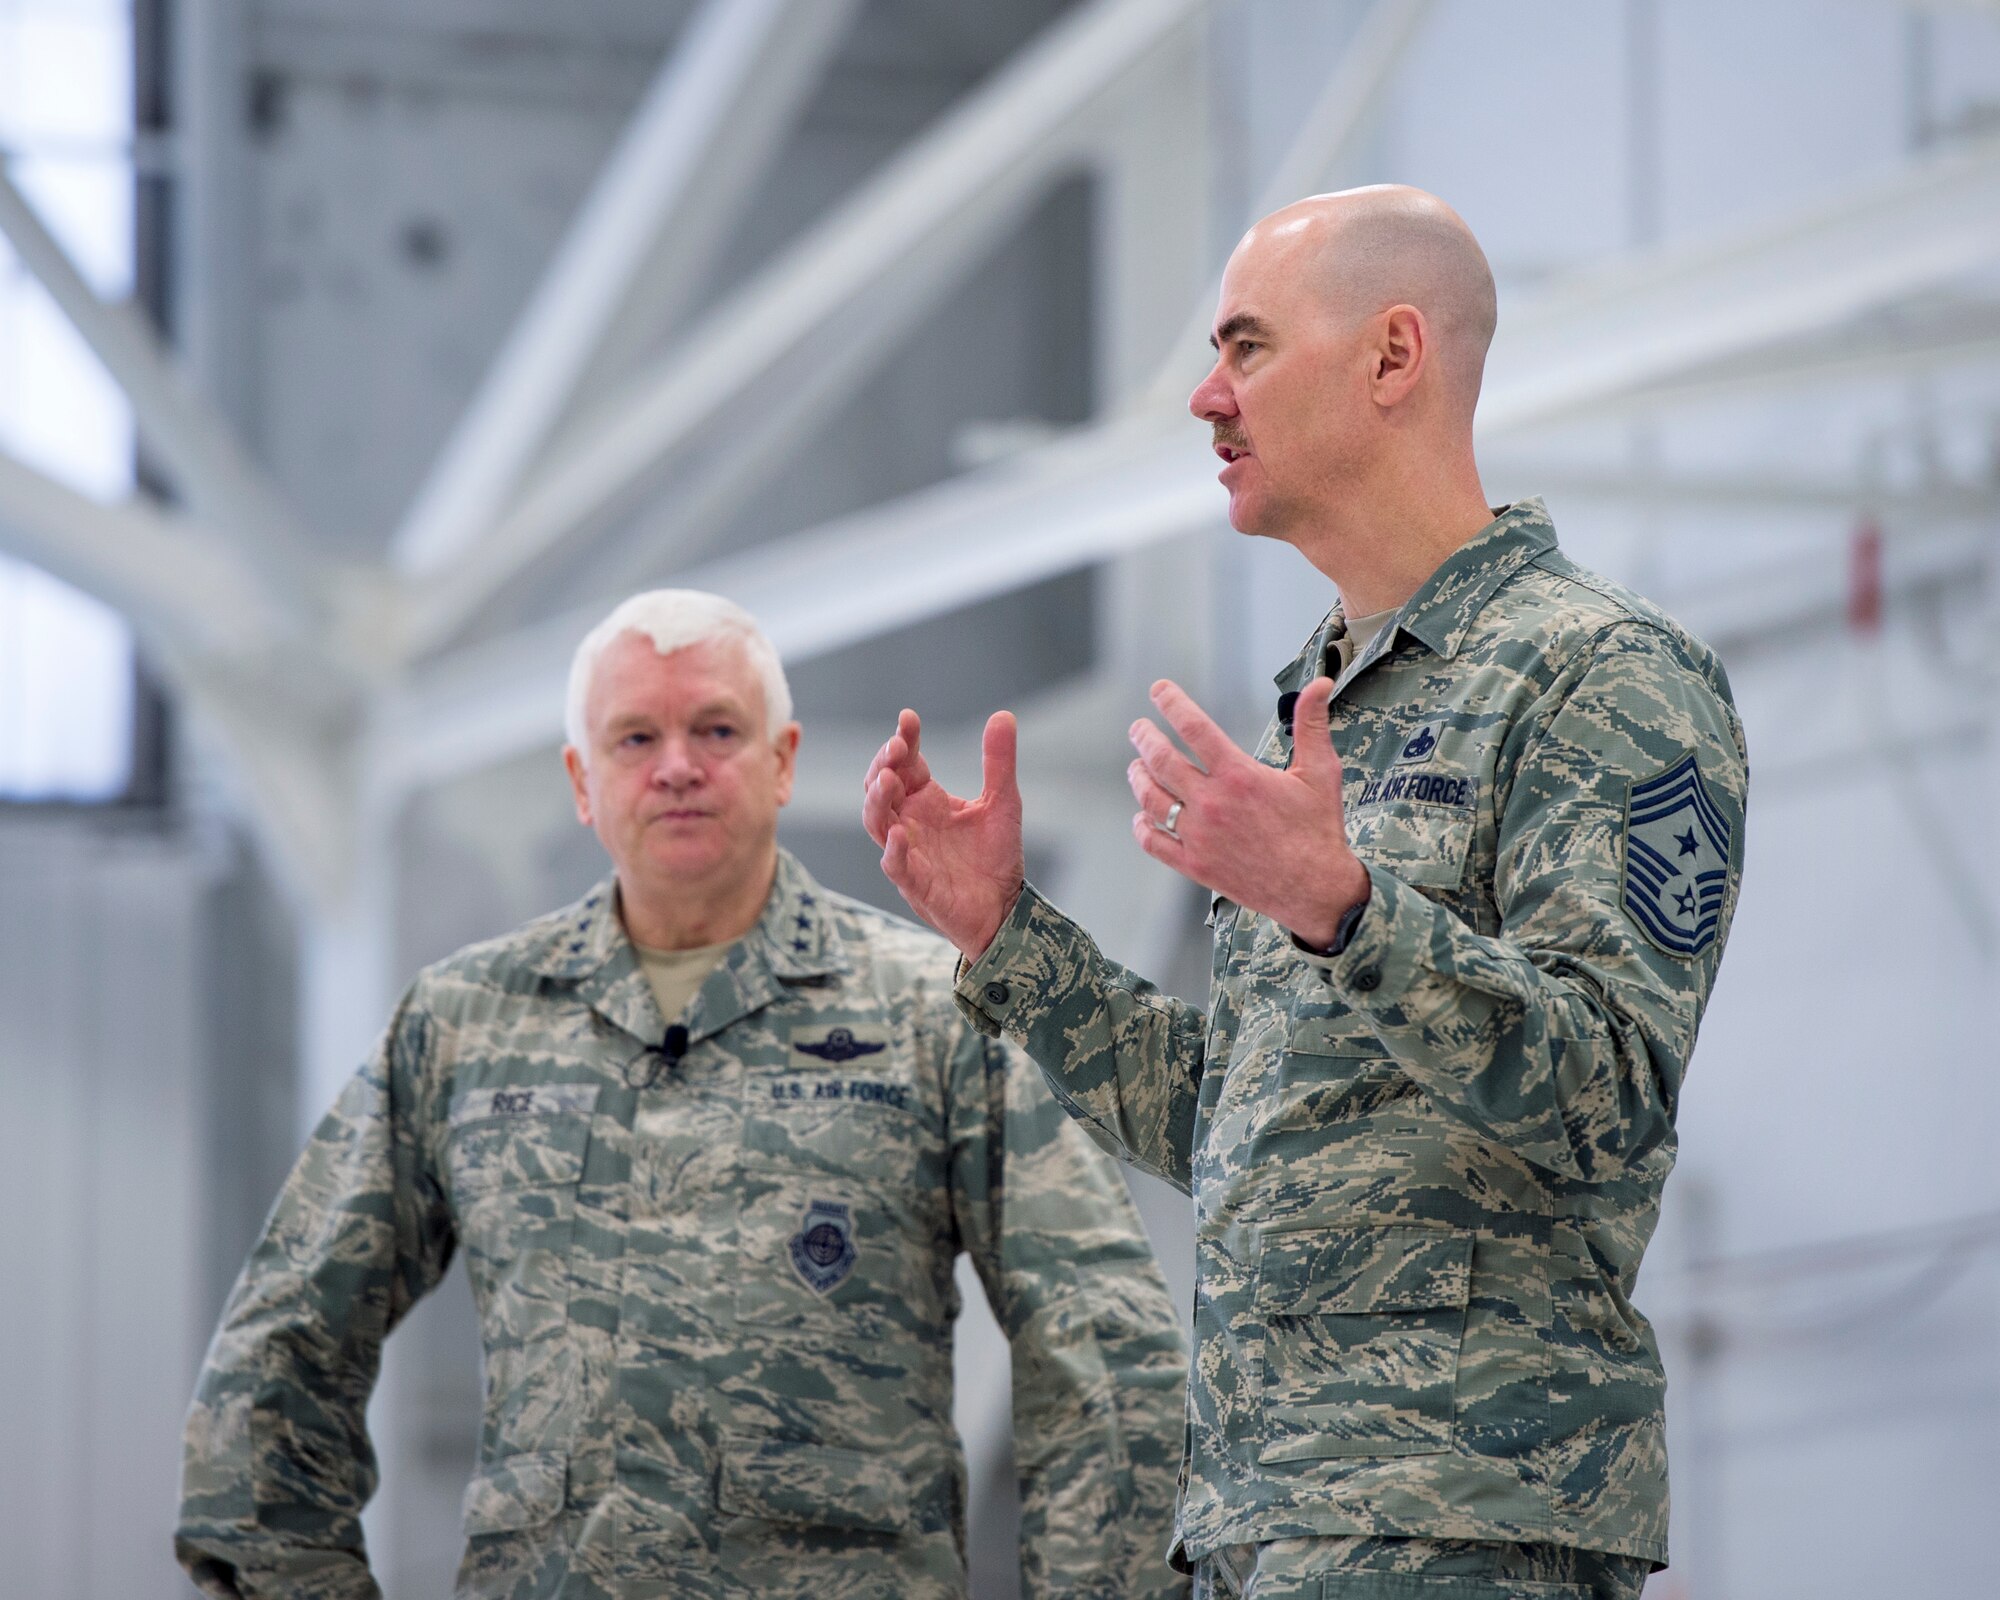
xmin=564 ymin=589 xmax=794 ymax=759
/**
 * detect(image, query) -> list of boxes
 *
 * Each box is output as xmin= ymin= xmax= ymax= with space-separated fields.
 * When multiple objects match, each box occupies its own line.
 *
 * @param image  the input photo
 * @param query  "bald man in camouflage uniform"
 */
xmin=178 ymin=593 xmax=1188 ymax=1600
xmin=866 ymin=189 xmax=1747 ymax=1598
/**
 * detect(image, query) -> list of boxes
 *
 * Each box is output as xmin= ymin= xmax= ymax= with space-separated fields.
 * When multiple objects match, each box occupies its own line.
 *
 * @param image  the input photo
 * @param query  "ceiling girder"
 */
xmin=391 ymin=0 xmax=862 ymax=579
xmin=0 ymin=448 xmax=283 ymax=657
xmin=400 ymin=0 xmax=1210 ymax=658
xmin=0 ymin=163 xmax=329 ymax=633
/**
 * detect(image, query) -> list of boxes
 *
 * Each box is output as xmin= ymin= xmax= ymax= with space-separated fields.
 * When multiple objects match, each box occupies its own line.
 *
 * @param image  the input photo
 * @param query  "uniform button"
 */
xmin=984 ymin=982 xmax=1011 ymax=1007
xmin=1353 ymin=968 xmax=1382 ymax=993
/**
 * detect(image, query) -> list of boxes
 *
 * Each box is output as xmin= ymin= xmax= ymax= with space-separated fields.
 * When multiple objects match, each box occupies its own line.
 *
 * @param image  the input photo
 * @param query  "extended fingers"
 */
xmin=1129 ymin=807 xmax=1200 ymax=879
xmin=1286 ymin=677 xmax=1347 ymax=798
xmin=979 ymin=710 xmax=1019 ymax=807
xmin=882 ymin=822 xmax=931 ymax=905
xmin=1126 ymin=757 xmax=1183 ymax=827
xmin=861 ymin=765 xmax=899 ymax=845
xmin=1150 ymin=678 xmax=1244 ymax=772
xmin=1129 ymin=715 xmax=1202 ymax=795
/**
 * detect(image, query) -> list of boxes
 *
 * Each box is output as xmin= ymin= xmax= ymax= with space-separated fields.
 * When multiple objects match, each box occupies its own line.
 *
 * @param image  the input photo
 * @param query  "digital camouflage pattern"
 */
xmin=956 ymin=501 xmax=1747 ymax=1572
xmin=177 ymin=850 xmax=1189 ymax=1599
xmin=1191 ymin=1535 xmax=1649 ymax=1600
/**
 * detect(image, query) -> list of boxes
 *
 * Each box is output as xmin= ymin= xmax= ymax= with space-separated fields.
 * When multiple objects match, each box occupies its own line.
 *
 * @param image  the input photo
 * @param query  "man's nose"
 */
xmin=1188 ymin=361 xmax=1235 ymax=421
xmin=651 ymin=739 xmax=702 ymax=785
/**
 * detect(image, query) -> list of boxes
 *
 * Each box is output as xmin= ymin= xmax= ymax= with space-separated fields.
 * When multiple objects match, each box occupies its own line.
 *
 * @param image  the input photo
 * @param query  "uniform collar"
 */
xmin=529 ymin=847 xmax=845 ymax=1046
xmin=1270 ymin=498 xmax=1557 ymax=692
xmin=1393 ymin=498 xmax=1556 ymax=661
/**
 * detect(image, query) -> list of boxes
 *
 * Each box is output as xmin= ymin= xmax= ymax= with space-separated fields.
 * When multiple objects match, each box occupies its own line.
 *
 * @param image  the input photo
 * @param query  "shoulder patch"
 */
xmin=1623 ymin=753 xmax=1732 ymax=958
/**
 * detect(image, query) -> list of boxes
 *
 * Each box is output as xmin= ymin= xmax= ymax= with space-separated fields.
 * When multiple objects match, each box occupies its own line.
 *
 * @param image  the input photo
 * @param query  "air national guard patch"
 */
xmin=1623 ymin=752 xmax=1732 ymax=957
xmin=789 ymin=1199 xmax=858 ymax=1293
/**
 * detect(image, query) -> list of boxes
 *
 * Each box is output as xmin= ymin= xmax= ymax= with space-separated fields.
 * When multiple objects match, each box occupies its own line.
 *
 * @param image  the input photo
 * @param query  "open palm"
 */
xmin=863 ymin=708 xmax=1024 ymax=959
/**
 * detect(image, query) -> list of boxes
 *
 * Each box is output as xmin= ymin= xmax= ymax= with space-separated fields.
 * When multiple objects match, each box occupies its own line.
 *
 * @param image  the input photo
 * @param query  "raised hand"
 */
xmin=864 ymin=708 xmax=1025 ymax=961
xmin=1126 ymin=676 xmax=1369 ymax=948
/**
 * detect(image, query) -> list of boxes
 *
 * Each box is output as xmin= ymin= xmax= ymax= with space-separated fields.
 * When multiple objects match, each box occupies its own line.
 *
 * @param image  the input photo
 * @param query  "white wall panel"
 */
xmin=0 ymin=820 xmax=213 ymax=1600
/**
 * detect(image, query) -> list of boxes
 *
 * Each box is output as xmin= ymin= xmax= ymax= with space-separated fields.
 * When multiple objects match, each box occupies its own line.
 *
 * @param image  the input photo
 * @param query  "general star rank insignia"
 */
xmin=1623 ymin=753 xmax=1732 ymax=957
xmin=788 ymin=1199 xmax=858 ymax=1293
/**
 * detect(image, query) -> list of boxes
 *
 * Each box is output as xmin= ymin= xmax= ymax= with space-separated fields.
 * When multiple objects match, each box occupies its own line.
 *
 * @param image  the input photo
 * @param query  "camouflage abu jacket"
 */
xmin=955 ymin=501 xmax=1747 ymax=1570
xmin=177 ymin=849 xmax=1189 ymax=1600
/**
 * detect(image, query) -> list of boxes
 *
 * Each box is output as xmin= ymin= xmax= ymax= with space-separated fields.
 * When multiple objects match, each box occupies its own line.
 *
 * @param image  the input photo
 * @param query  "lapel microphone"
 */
xmin=632 ymin=1023 xmax=691 ymax=1090
xmin=660 ymin=1023 xmax=689 ymax=1068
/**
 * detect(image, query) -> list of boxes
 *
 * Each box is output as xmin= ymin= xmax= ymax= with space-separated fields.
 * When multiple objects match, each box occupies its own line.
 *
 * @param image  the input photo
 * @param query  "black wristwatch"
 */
xmin=1291 ymin=894 xmax=1369 ymax=958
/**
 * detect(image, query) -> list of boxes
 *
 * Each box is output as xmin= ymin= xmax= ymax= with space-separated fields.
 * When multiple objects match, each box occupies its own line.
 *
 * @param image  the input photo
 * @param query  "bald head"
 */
xmin=1237 ymin=185 xmax=1496 ymax=419
xmin=1191 ymin=185 xmax=1499 ymax=577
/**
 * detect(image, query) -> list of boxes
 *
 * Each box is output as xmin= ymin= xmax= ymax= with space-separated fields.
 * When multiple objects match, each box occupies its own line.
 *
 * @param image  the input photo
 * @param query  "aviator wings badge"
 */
xmin=793 ymin=1026 xmax=887 ymax=1063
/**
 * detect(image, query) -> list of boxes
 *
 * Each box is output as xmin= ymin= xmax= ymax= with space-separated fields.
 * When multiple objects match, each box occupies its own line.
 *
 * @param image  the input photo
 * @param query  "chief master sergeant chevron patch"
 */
xmin=1623 ymin=752 xmax=1733 ymax=957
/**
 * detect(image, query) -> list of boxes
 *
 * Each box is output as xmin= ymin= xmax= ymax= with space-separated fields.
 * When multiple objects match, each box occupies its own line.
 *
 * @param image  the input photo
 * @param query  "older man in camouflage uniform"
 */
xmin=865 ymin=188 xmax=1748 ymax=1598
xmin=177 ymin=591 xmax=1189 ymax=1599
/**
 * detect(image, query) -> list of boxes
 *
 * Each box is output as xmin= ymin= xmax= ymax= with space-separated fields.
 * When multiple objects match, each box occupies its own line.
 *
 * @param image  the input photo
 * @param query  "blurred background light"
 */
xmin=0 ymin=0 xmax=136 ymax=803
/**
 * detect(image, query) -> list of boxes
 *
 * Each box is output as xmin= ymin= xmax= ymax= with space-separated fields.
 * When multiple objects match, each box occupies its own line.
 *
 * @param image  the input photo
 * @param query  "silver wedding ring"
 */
xmin=1160 ymin=800 xmax=1184 ymax=840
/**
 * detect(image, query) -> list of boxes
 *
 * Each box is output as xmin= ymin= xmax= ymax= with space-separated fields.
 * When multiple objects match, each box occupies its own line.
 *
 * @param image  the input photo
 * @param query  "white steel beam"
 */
xmin=374 ymin=416 xmax=1205 ymax=788
xmin=1488 ymin=459 xmax=2000 ymax=520
xmin=0 ymin=450 xmax=284 ymax=657
xmin=1143 ymin=0 xmax=1443 ymax=409
xmin=375 ymin=420 xmax=2000 ymax=792
xmin=391 ymin=0 xmax=861 ymax=578
xmin=1534 ymin=296 xmax=2000 ymax=419
xmin=379 ymin=94 xmax=2000 ymax=792
xmin=404 ymin=0 xmax=1209 ymax=658
xmin=562 ymin=0 xmax=866 ymax=412
xmin=0 ymin=162 xmax=325 ymax=629
xmin=1479 ymin=132 xmax=2000 ymax=437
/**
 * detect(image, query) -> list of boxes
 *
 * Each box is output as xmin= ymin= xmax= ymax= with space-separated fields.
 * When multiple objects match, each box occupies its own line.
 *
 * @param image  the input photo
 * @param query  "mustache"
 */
xmin=1212 ymin=424 xmax=1249 ymax=453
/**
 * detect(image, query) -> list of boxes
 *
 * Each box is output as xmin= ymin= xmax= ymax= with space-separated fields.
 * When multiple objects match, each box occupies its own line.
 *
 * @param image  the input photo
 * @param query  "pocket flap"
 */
xmin=1287 ymin=1015 xmax=1387 ymax=1057
xmin=718 ymin=1438 xmax=908 ymax=1533
xmin=1348 ymin=800 xmax=1474 ymax=888
xmin=1256 ymin=1225 xmax=1471 ymax=1314
xmin=461 ymin=1451 xmax=566 ymax=1535
xmin=447 ymin=1083 xmax=598 ymax=1192
xmin=448 ymin=1083 xmax=600 ymax=1128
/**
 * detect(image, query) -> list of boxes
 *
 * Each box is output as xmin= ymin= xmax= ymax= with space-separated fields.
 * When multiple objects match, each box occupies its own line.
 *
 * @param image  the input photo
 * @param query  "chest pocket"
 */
xmin=735 ymin=1021 xmax=944 ymax=1341
xmin=1348 ymin=798 xmax=1474 ymax=890
xmin=446 ymin=1084 xmax=598 ymax=1346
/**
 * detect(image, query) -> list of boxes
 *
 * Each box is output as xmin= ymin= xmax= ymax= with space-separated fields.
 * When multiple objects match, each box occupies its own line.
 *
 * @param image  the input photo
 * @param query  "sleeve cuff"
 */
xmin=1293 ymin=864 xmax=1432 ymax=1008
xmin=952 ymin=882 xmax=1061 ymax=1036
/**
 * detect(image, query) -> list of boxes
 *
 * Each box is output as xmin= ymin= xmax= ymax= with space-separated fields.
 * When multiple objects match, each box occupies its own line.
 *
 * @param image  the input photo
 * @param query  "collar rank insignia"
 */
xmin=793 ymin=1026 xmax=887 ymax=1063
xmin=1394 ymin=719 xmax=1445 ymax=766
xmin=1623 ymin=752 xmax=1733 ymax=957
xmin=789 ymin=1199 xmax=858 ymax=1293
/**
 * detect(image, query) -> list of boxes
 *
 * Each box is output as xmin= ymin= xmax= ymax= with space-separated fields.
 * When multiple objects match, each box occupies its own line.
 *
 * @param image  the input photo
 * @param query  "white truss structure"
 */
xmin=4 ymin=5 xmax=1997 ymax=1591
xmin=2 ymin=0 xmax=1997 ymax=1110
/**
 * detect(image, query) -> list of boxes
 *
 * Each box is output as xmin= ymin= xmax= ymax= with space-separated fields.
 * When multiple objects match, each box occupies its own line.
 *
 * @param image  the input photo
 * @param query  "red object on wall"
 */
xmin=1848 ymin=519 xmax=1882 ymax=636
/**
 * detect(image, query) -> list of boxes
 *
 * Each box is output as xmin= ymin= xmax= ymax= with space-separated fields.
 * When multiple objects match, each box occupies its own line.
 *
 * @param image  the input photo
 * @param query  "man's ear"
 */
xmin=1370 ymin=304 xmax=1428 ymax=407
xmin=772 ymin=722 xmax=802 ymax=808
xmin=563 ymin=745 xmax=594 ymax=827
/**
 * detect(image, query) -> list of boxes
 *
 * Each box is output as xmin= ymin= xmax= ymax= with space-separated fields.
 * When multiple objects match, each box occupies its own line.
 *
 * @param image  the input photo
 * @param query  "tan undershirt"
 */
xmin=632 ymin=938 xmax=735 ymax=1025
xmin=1328 ymin=605 xmax=1399 ymax=687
